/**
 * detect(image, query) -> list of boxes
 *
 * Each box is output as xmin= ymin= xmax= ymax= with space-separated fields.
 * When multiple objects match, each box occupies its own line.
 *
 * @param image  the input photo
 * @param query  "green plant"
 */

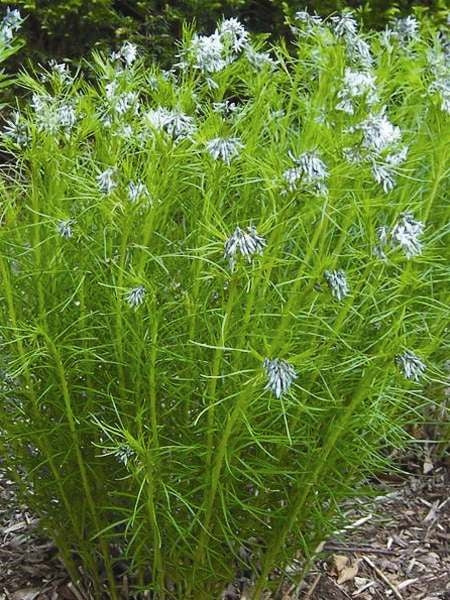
xmin=2 ymin=0 xmax=449 ymax=66
xmin=0 ymin=11 xmax=448 ymax=599
xmin=0 ymin=6 xmax=23 ymax=98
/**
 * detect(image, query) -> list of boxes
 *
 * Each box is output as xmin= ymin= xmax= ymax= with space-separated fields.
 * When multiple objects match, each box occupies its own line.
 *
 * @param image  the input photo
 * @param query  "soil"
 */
xmin=1 ymin=450 xmax=448 ymax=600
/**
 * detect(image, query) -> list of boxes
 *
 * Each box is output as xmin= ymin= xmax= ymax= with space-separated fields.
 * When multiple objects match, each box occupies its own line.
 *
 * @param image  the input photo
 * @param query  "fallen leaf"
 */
xmin=423 ymin=457 xmax=433 ymax=474
xmin=337 ymin=561 xmax=359 ymax=585
xmin=333 ymin=554 xmax=349 ymax=574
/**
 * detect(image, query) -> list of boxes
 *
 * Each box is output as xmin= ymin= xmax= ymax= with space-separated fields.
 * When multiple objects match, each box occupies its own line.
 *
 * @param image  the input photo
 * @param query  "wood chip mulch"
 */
xmin=1 ymin=455 xmax=449 ymax=600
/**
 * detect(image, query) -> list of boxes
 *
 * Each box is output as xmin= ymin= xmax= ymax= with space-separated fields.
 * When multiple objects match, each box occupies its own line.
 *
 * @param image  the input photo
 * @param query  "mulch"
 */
xmin=1 ymin=451 xmax=448 ymax=600
xmin=286 ymin=457 xmax=449 ymax=600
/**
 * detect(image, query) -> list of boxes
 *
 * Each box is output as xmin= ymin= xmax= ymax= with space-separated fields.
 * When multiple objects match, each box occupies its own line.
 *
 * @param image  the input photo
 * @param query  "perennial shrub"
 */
xmin=0 ymin=8 xmax=449 ymax=599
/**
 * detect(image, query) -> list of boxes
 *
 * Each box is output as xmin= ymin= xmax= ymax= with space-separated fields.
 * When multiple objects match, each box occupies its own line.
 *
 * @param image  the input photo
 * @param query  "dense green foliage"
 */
xmin=3 ymin=0 xmax=449 ymax=65
xmin=0 ymin=8 xmax=449 ymax=600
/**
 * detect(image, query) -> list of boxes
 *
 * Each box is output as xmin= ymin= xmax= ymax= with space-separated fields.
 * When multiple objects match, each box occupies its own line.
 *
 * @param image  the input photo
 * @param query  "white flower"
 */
xmin=0 ymin=7 xmax=22 ymax=44
xmin=3 ymin=111 xmax=29 ymax=146
xmin=335 ymin=96 xmax=354 ymax=114
xmin=373 ymin=225 xmax=389 ymax=259
xmin=47 ymin=60 xmax=74 ymax=85
xmin=391 ymin=213 xmax=424 ymax=259
xmin=245 ymin=46 xmax=276 ymax=69
xmin=263 ymin=358 xmax=297 ymax=398
xmin=393 ymin=16 xmax=419 ymax=42
xmin=342 ymin=147 xmax=363 ymax=164
xmin=217 ymin=18 xmax=249 ymax=53
xmin=282 ymin=166 xmax=303 ymax=192
xmin=284 ymin=151 xmax=328 ymax=195
xmin=111 ymin=41 xmax=138 ymax=66
xmin=342 ymin=68 xmax=377 ymax=98
xmin=295 ymin=10 xmax=322 ymax=28
xmin=145 ymin=107 xmax=169 ymax=130
xmin=386 ymin=146 xmax=409 ymax=167
xmin=145 ymin=108 xmax=196 ymax=141
xmin=295 ymin=152 xmax=328 ymax=180
xmin=396 ymin=351 xmax=426 ymax=381
xmin=358 ymin=109 xmax=401 ymax=153
xmin=324 ymin=270 xmax=349 ymax=301
xmin=56 ymin=220 xmax=74 ymax=239
xmin=346 ymin=35 xmax=373 ymax=68
xmin=371 ymin=145 xmax=408 ymax=192
xmin=31 ymin=94 xmax=77 ymax=135
xmin=114 ymin=91 xmax=140 ymax=116
xmin=128 ymin=180 xmax=150 ymax=203
xmin=185 ymin=18 xmax=248 ymax=75
xmin=429 ymin=77 xmax=450 ymax=114
xmin=121 ymin=41 xmax=138 ymax=66
xmin=57 ymin=103 xmax=77 ymax=130
xmin=206 ymin=137 xmax=243 ymax=164
xmin=105 ymin=80 xmax=119 ymax=100
xmin=112 ymin=443 xmax=136 ymax=466
xmin=224 ymin=226 xmax=266 ymax=269
xmin=379 ymin=27 xmax=396 ymax=51
xmin=336 ymin=68 xmax=378 ymax=114
xmin=211 ymin=100 xmax=239 ymax=116
xmin=371 ymin=161 xmax=396 ymax=193
xmin=164 ymin=112 xmax=196 ymax=140
xmin=126 ymin=286 xmax=146 ymax=308
xmin=330 ymin=13 xmax=358 ymax=38
xmin=97 ymin=168 xmax=117 ymax=195
xmin=189 ymin=32 xmax=227 ymax=73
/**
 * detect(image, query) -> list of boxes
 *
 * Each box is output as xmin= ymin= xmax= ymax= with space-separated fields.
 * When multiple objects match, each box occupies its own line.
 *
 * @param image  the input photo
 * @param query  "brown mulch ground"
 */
xmin=1 ymin=454 xmax=449 ymax=600
xmin=286 ymin=457 xmax=449 ymax=600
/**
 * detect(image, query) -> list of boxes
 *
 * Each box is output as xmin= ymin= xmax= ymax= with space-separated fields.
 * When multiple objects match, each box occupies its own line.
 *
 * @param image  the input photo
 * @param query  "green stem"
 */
xmin=251 ymin=367 xmax=378 ymax=598
xmin=147 ymin=316 xmax=164 ymax=596
xmin=0 ymin=257 xmax=82 ymax=582
xmin=43 ymin=333 xmax=119 ymax=600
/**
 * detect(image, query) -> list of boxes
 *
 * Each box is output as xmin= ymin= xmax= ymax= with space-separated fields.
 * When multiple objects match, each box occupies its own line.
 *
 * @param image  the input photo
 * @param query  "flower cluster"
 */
xmin=145 ymin=108 xmax=197 ymax=141
xmin=40 ymin=60 xmax=74 ymax=86
xmin=126 ymin=286 xmax=146 ymax=309
xmin=182 ymin=17 xmax=272 ymax=77
xmin=375 ymin=214 xmax=425 ymax=260
xmin=283 ymin=151 xmax=328 ymax=195
xmin=128 ymin=181 xmax=150 ymax=204
xmin=263 ymin=358 xmax=298 ymax=398
xmin=324 ymin=270 xmax=350 ymax=301
xmin=111 ymin=41 xmax=138 ymax=67
xmin=329 ymin=11 xmax=373 ymax=68
xmin=57 ymin=220 xmax=74 ymax=239
xmin=345 ymin=108 xmax=408 ymax=193
xmin=336 ymin=68 xmax=378 ymax=114
xmin=185 ymin=18 xmax=249 ymax=74
xmin=428 ymin=46 xmax=450 ymax=114
xmin=294 ymin=10 xmax=323 ymax=33
xmin=391 ymin=213 xmax=425 ymax=259
xmin=106 ymin=84 xmax=140 ymax=117
xmin=396 ymin=351 xmax=426 ymax=381
xmin=31 ymin=93 xmax=77 ymax=136
xmin=97 ymin=168 xmax=118 ymax=195
xmin=3 ymin=111 xmax=29 ymax=146
xmin=393 ymin=16 xmax=420 ymax=43
xmin=0 ymin=7 xmax=22 ymax=46
xmin=206 ymin=137 xmax=243 ymax=164
xmin=224 ymin=226 xmax=266 ymax=269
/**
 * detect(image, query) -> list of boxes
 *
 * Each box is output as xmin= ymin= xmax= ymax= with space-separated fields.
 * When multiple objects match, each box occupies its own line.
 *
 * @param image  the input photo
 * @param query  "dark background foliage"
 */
xmin=2 ymin=0 xmax=449 ymax=67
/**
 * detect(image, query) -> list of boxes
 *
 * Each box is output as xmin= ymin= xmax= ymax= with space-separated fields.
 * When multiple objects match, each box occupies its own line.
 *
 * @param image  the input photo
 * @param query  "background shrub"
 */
xmin=0 ymin=10 xmax=449 ymax=599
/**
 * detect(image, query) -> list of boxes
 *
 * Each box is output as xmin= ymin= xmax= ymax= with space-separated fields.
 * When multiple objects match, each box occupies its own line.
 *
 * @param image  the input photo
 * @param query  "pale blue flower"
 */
xmin=263 ymin=358 xmax=298 ymax=398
